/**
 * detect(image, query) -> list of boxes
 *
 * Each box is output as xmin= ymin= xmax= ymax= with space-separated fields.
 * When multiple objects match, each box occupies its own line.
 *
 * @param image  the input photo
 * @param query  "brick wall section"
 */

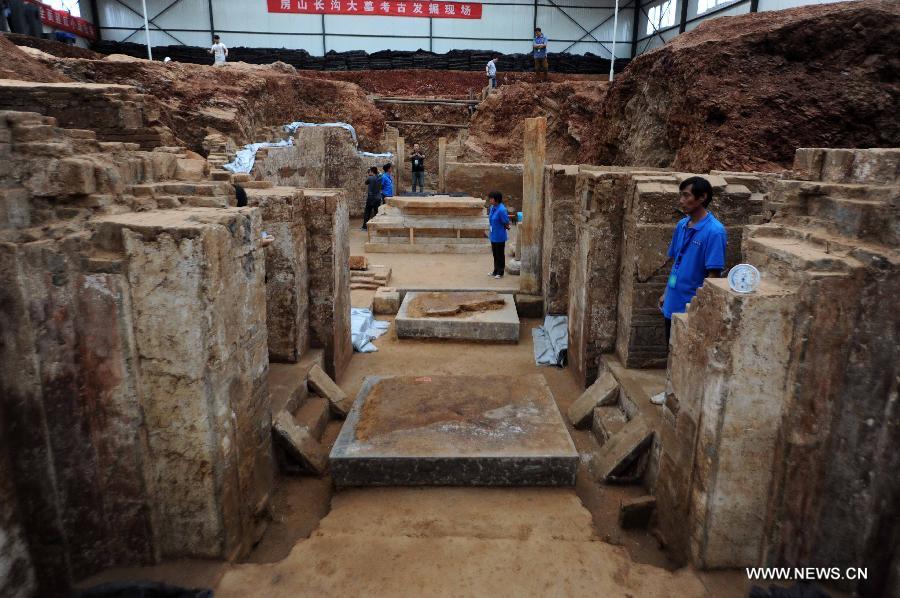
xmin=0 ymin=111 xmax=277 ymax=592
xmin=254 ymin=126 xmax=385 ymax=218
xmin=303 ymin=189 xmax=352 ymax=380
xmin=444 ymin=162 xmax=524 ymax=212
xmin=0 ymin=80 xmax=177 ymax=149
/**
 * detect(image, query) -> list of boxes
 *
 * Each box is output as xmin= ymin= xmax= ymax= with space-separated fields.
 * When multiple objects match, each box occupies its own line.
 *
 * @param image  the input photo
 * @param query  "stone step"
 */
xmin=268 ymin=350 xmax=326 ymax=415
xmin=294 ymin=396 xmax=331 ymax=442
xmin=804 ymin=196 xmax=897 ymax=246
xmin=743 ymin=233 xmax=863 ymax=281
xmin=748 ymin=223 xmax=894 ymax=265
xmin=592 ymin=405 xmax=628 ymax=447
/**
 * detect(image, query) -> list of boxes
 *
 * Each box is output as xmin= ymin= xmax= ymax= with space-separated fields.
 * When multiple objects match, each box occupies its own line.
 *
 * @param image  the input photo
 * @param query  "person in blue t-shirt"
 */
xmin=533 ymin=28 xmax=549 ymax=82
xmin=380 ymin=162 xmax=394 ymax=202
xmin=484 ymin=191 xmax=510 ymax=279
xmin=659 ymin=176 xmax=727 ymax=344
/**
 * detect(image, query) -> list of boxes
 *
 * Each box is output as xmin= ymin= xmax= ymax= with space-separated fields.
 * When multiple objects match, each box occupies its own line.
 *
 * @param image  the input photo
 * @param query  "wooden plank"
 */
xmin=386 ymin=121 xmax=470 ymax=129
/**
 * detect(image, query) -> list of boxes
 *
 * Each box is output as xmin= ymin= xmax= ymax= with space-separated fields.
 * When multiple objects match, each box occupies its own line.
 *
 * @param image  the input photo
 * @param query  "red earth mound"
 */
xmin=46 ymin=56 xmax=386 ymax=152
xmin=463 ymin=79 xmax=608 ymax=163
xmin=0 ymin=34 xmax=71 ymax=82
xmin=588 ymin=0 xmax=900 ymax=172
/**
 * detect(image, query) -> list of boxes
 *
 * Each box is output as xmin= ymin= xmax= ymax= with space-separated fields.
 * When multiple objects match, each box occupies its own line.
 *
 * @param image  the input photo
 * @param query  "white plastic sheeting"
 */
xmin=222 ymin=138 xmax=293 ymax=174
xmin=222 ymin=121 xmax=392 ymax=173
xmin=351 ymin=308 xmax=390 ymax=353
xmin=533 ymin=315 xmax=568 ymax=367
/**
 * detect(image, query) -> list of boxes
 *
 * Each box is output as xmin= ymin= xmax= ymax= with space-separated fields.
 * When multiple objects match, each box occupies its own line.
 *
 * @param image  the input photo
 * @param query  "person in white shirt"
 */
xmin=485 ymin=56 xmax=499 ymax=90
xmin=209 ymin=35 xmax=228 ymax=66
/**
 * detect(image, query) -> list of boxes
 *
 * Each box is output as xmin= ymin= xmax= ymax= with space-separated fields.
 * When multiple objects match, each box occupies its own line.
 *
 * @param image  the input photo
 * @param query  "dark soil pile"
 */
xmin=48 ymin=57 xmax=386 ymax=152
xmin=0 ymin=34 xmax=71 ymax=82
xmin=5 ymin=32 xmax=102 ymax=59
xmin=297 ymin=69 xmax=603 ymax=97
xmin=465 ymin=80 xmax=608 ymax=163
xmin=588 ymin=0 xmax=900 ymax=172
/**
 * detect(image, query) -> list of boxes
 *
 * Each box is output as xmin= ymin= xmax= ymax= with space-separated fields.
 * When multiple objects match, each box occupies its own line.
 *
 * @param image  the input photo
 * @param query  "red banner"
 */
xmin=25 ymin=1 xmax=98 ymax=41
xmin=268 ymin=0 xmax=482 ymax=19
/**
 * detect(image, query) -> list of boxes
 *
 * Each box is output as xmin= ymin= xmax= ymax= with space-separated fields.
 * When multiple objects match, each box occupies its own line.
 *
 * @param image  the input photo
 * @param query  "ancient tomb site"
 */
xmin=0 ymin=0 xmax=898 ymax=596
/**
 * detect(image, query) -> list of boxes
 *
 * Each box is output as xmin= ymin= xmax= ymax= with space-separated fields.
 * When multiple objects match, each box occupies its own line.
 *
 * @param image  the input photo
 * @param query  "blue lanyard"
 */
xmin=673 ymin=227 xmax=698 ymax=269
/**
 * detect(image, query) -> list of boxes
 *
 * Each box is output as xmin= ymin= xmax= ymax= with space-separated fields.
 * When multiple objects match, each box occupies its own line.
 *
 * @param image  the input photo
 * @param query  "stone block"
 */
xmin=273 ymin=411 xmax=328 ymax=475
xmin=443 ymin=162 xmax=524 ymax=212
xmin=253 ymin=126 xmax=384 ymax=217
xmin=174 ymin=158 xmax=207 ymax=182
xmin=93 ymin=208 xmax=272 ymax=560
xmin=619 ymin=496 xmax=656 ymax=530
xmin=349 ymin=255 xmax=368 ymax=270
xmin=56 ymin=157 xmax=96 ymax=196
xmin=567 ymin=371 xmax=619 ymax=428
xmin=592 ymin=406 xmax=628 ymax=446
xmin=303 ymin=188 xmax=351 ymax=380
xmin=541 ymin=165 xmax=579 ymax=314
xmin=592 ymin=416 xmax=653 ymax=482
xmin=396 ymin=292 xmax=519 ymax=343
xmin=247 ymin=187 xmax=309 ymax=363
xmin=373 ymin=287 xmax=401 ymax=315
xmin=308 ymin=364 xmax=352 ymax=417
xmin=330 ymin=375 xmax=579 ymax=486
xmin=0 ymin=188 xmax=30 ymax=229
xmin=507 ymin=258 xmax=521 ymax=275
xmin=294 ymin=396 xmax=331 ymax=442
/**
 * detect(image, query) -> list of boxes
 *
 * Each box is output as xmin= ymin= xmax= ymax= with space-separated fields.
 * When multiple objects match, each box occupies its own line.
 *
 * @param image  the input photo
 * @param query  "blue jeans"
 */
xmin=488 ymin=76 xmax=496 ymax=89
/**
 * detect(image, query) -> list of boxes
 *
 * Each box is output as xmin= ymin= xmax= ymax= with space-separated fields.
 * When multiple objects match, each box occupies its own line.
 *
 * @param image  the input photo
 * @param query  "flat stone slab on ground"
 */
xmin=395 ymin=292 xmax=519 ymax=343
xmin=330 ymin=374 xmax=578 ymax=486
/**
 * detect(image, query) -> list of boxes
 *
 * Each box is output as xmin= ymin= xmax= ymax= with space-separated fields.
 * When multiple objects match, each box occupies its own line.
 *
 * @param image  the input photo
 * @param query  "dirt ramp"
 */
xmin=589 ymin=0 xmax=900 ymax=172
xmin=0 ymin=34 xmax=71 ymax=82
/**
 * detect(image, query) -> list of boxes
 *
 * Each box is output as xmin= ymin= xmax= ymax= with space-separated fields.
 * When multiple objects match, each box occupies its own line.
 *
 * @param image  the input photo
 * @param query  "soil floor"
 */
xmin=75 ymin=233 xmax=764 ymax=597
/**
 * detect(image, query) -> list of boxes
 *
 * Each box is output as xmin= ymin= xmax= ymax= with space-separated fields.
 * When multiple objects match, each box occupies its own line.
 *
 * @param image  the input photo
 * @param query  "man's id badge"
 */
xmin=668 ymin=273 xmax=677 ymax=288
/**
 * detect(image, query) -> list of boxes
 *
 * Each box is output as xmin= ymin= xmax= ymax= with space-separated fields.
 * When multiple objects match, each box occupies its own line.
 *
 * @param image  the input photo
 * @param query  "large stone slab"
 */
xmin=330 ymin=375 xmax=578 ymax=486
xmin=395 ymin=292 xmax=519 ymax=343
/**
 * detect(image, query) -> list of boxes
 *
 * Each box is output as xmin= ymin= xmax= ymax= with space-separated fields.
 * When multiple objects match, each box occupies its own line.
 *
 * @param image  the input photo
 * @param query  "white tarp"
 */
xmin=284 ymin=121 xmax=393 ymax=159
xmin=351 ymin=308 xmax=390 ymax=353
xmin=223 ymin=121 xmax=392 ymax=174
xmin=533 ymin=315 xmax=568 ymax=367
xmin=222 ymin=138 xmax=293 ymax=174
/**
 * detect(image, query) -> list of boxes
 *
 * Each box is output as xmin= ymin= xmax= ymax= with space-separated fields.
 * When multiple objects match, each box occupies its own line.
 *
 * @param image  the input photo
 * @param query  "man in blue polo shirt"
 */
xmin=659 ymin=175 xmax=727 ymax=344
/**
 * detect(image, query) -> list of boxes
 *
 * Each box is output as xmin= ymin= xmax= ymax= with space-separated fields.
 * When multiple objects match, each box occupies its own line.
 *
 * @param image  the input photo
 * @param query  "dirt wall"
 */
xmin=589 ymin=0 xmax=900 ymax=172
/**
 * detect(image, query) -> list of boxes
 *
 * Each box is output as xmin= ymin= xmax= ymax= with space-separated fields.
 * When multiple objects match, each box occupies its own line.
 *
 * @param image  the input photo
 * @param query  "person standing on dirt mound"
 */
xmin=486 ymin=55 xmax=499 ymax=91
xmin=410 ymin=143 xmax=426 ymax=193
xmin=209 ymin=35 xmax=228 ymax=66
xmin=533 ymin=28 xmax=549 ymax=82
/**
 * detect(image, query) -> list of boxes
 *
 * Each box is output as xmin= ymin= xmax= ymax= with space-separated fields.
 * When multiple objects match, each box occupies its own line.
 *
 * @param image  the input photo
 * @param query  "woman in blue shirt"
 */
xmin=485 ymin=191 xmax=510 ymax=279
